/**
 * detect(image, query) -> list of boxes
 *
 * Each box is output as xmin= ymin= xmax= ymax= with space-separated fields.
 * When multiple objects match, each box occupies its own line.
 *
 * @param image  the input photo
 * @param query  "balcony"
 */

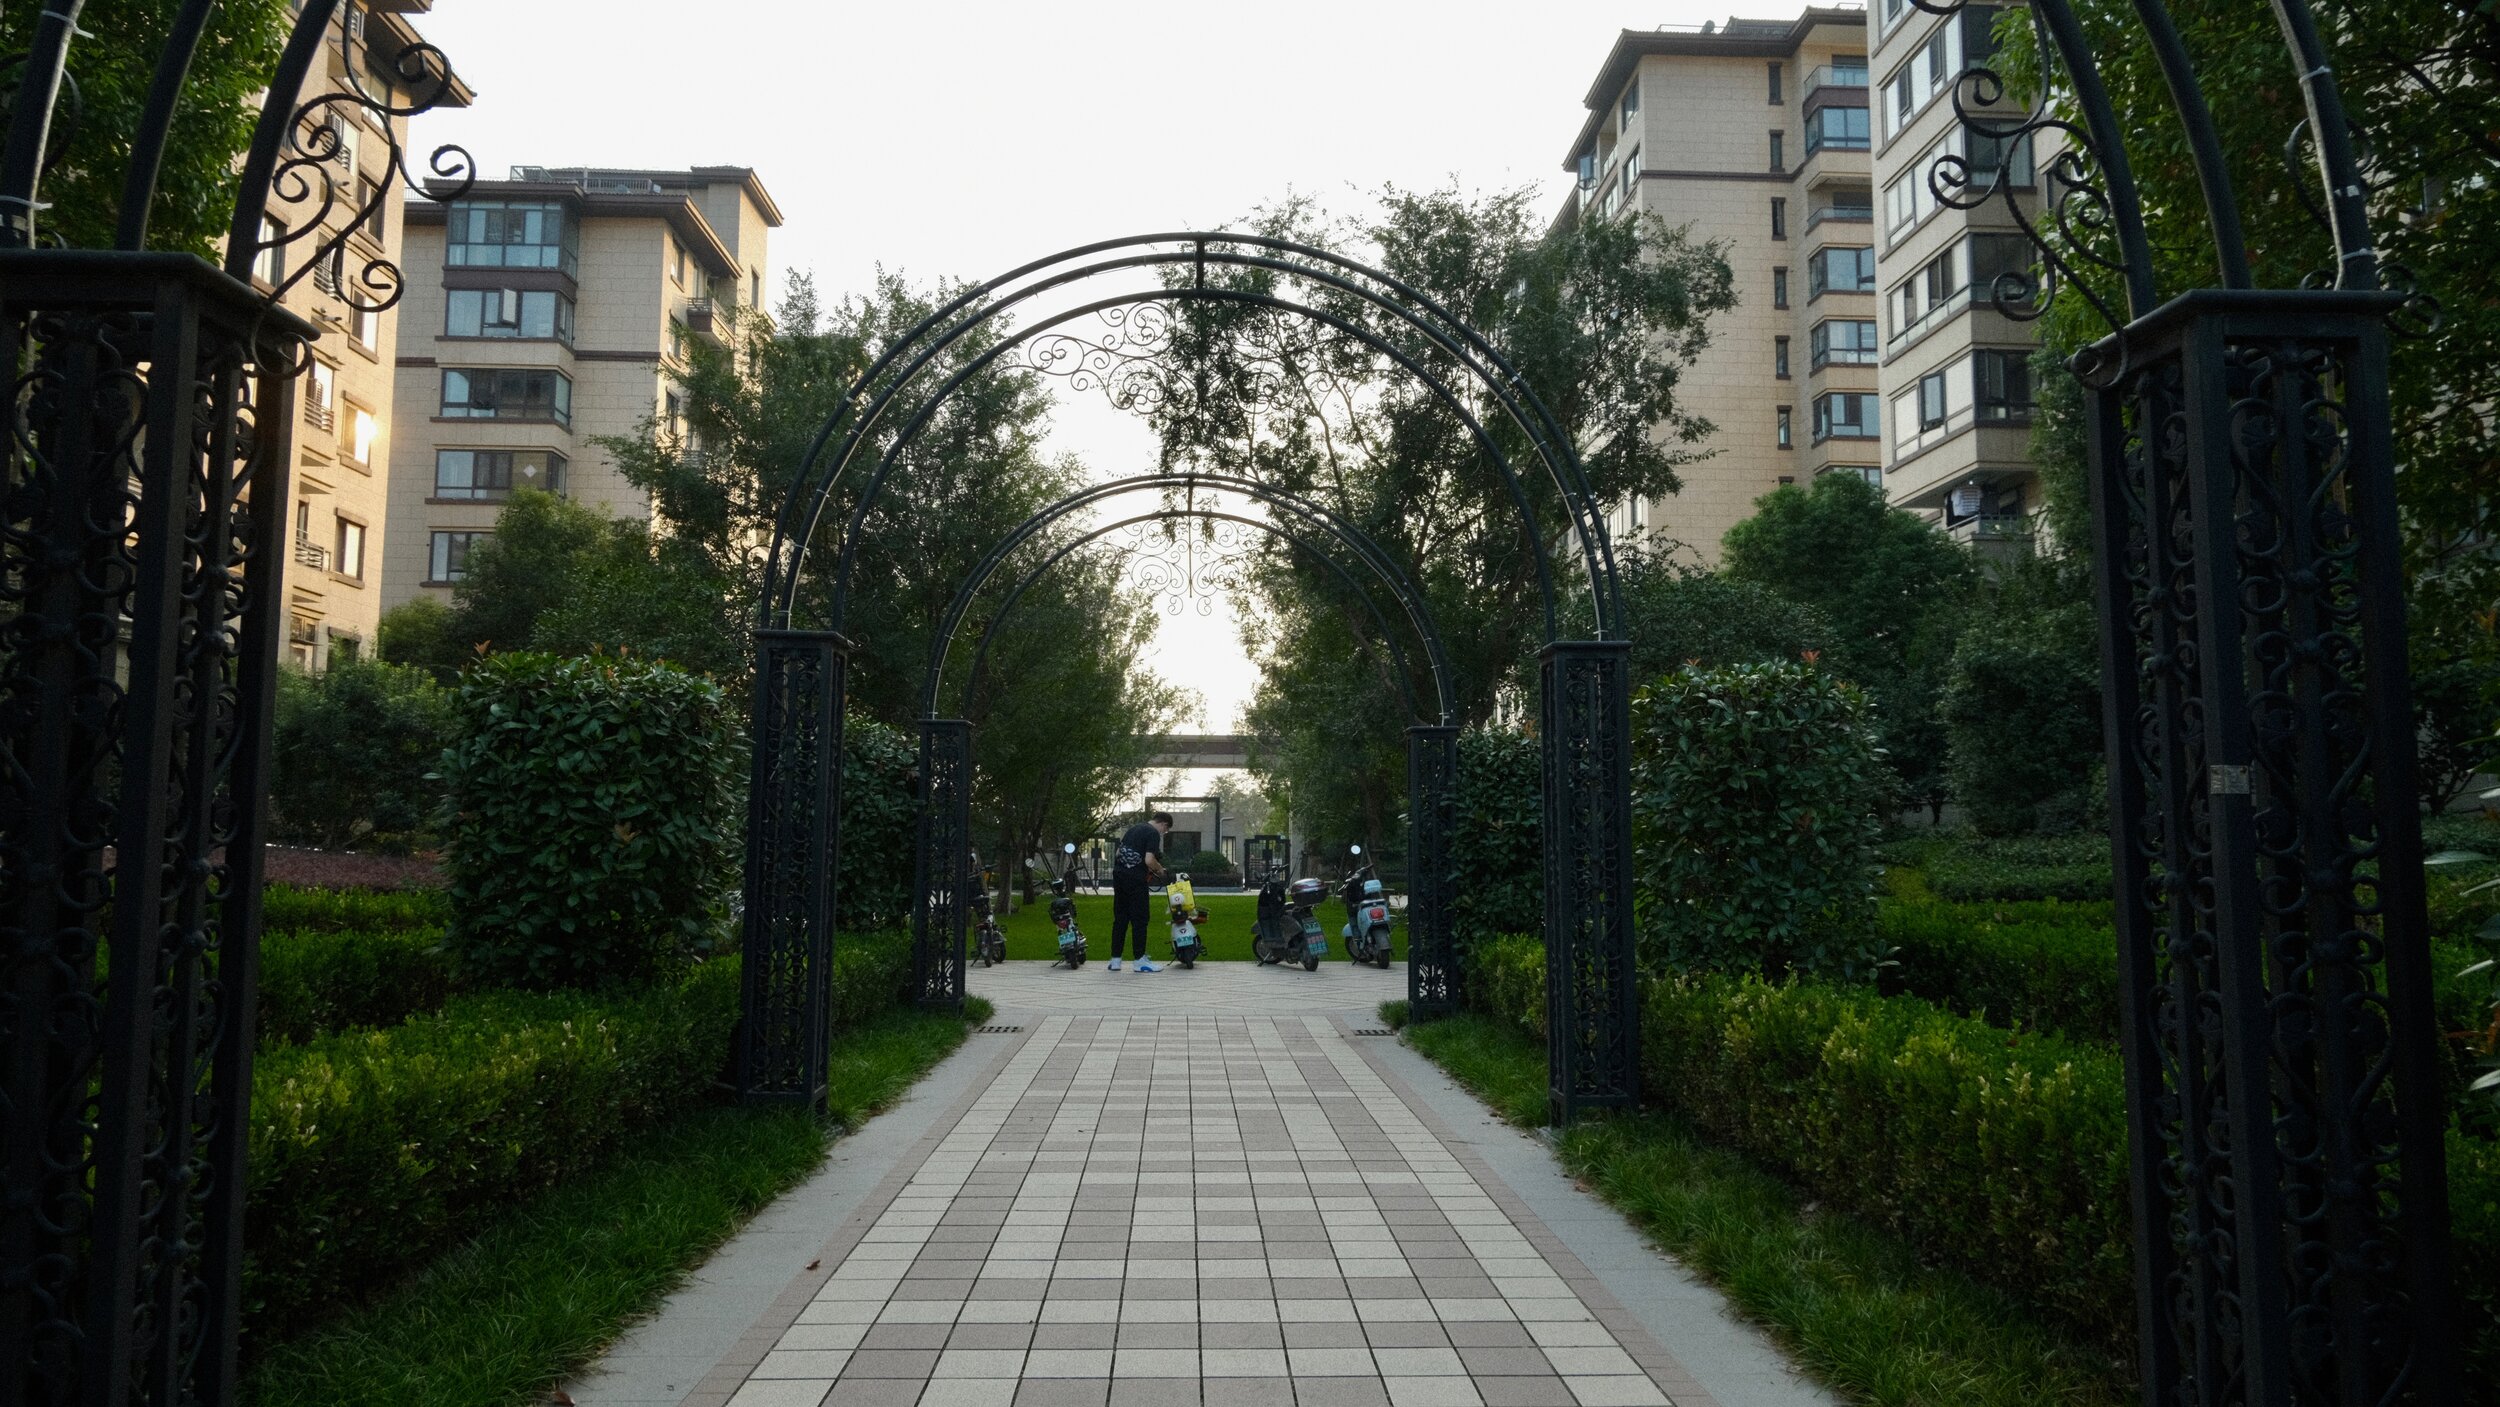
xmin=293 ymin=536 xmax=330 ymax=572
xmin=1802 ymin=65 xmax=1870 ymax=101
xmin=682 ymin=298 xmax=734 ymax=341
xmin=1948 ymin=512 xmax=2034 ymax=558
xmin=1805 ymin=203 xmax=1874 ymax=234
xmin=304 ymin=402 xmax=334 ymax=433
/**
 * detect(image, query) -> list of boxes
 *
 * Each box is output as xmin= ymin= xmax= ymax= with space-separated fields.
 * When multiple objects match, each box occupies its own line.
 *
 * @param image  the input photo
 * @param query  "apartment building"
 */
xmin=381 ymin=165 xmax=782 ymax=609
xmin=1557 ymin=8 xmax=1876 ymax=565
xmin=1869 ymin=0 xmax=2041 ymax=555
xmin=252 ymin=1 xmax=470 ymax=669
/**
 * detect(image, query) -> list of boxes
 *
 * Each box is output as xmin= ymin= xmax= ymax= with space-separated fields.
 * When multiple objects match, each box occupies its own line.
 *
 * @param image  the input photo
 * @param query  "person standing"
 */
xmin=1108 ymin=811 xmax=1171 ymax=972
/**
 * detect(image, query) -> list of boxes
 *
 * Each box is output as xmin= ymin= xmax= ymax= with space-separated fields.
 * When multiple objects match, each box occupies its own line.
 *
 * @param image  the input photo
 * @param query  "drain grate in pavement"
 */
xmin=1351 ymin=1027 xmax=1392 ymax=1036
xmin=977 ymin=1025 xmax=1022 ymax=1034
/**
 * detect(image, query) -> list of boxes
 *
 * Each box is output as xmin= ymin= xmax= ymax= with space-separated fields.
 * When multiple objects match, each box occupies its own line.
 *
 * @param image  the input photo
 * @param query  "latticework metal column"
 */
xmin=737 ymin=630 xmax=848 ymax=1108
xmin=0 ymin=254 xmax=309 ymax=1405
xmin=1405 ymin=725 xmax=1460 ymax=1017
xmin=2086 ymin=291 xmax=2456 ymax=1404
xmin=910 ymin=718 xmax=971 ymax=1012
xmin=1540 ymin=641 xmax=1638 ymax=1121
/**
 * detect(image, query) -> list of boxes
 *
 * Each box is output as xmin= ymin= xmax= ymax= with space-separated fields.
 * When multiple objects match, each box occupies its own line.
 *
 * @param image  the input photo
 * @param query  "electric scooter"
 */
xmin=1339 ymin=844 xmax=1394 ymax=969
xmin=967 ymin=852 xmax=1007 ymax=967
xmin=1286 ymin=876 xmax=1330 ymax=971
xmin=1249 ymin=858 xmax=1321 ymax=969
xmin=1166 ymin=871 xmax=1206 ymax=968
xmin=1029 ymin=842 xmax=1087 ymax=968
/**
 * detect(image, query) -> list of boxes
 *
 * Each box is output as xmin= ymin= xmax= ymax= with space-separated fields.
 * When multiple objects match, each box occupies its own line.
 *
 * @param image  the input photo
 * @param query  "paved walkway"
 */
xmin=565 ymin=963 xmax=1833 ymax=1407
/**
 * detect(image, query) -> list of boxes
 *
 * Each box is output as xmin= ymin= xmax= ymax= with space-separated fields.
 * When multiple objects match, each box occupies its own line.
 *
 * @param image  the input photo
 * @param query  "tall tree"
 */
xmin=1124 ymin=186 xmax=1735 ymax=836
xmin=1 ymin=0 xmax=289 ymax=254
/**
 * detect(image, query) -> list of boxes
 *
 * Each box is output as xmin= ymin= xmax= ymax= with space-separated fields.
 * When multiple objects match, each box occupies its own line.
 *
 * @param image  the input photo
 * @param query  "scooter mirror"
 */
xmin=1349 ymin=844 xmax=1363 ymax=855
xmin=1063 ymin=842 xmax=1076 ymax=855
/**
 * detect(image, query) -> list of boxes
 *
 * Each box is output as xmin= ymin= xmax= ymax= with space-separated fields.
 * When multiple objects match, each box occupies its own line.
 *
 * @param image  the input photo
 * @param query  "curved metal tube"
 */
xmin=957 ymin=508 xmax=1442 ymax=727
xmin=222 ymin=0 xmax=345 ymax=279
xmin=757 ymin=235 xmax=1624 ymax=641
xmin=2033 ymin=0 xmax=2162 ymax=315
xmin=0 ymin=0 xmax=87 ymax=248
xmin=112 ymin=0 xmax=218 ymax=250
xmin=2129 ymin=0 xmax=2251 ymax=288
xmin=821 ymin=280 xmax=1555 ymax=645
xmin=2268 ymin=0 xmax=2379 ymax=290
xmin=921 ymin=473 xmax=1458 ymax=727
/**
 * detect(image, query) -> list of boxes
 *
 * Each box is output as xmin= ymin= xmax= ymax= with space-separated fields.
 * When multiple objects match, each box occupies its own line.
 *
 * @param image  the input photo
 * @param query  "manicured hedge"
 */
xmin=1886 ymin=832 xmax=2114 ymax=903
xmin=256 ymin=928 xmax=462 ymax=1045
xmin=260 ymin=883 xmax=450 ymax=934
xmin=1468 ymin=931 xmax=1548 ymax=1037
xmin=1639 ymin=972 xmax=2136 ymax=1345
xmin=2450 ymin=1129 xmax=2500 ymax=1397
xmin=1450 ymin=730 xmax=1543 ymax=937
xmin=244 ymin=933 xmax=913 ymax=1348
xmin=1878 ymin=898 xmax=2121 ymax=1041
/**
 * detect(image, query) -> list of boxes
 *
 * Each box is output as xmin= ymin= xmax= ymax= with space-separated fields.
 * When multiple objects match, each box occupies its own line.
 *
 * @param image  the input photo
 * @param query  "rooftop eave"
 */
xmin=369 ymin=11 xmax=475 ymax=108
xmin=407 ymin=181 xmax=745 ymax=277
xmin=1561 ymin=7 xmax=1869 ymax=168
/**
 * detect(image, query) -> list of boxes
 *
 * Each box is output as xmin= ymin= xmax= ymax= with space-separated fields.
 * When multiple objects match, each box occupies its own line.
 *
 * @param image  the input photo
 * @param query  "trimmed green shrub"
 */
xmin=2451 ymin=1129 xmax=2500 ymax=1397
xmin=244 ymin=960 xmax=741 ymax=1342
xmin=1450 ymin=729 xmax=1542 ymax=938
xmin=1887 ymin=831 xmax=2115 ymax=904
xmin=826 ymin=930 xmax=912 ymax=1033
xmin=1633 ymin=661 xmax=1892 ymax=979
xmin=1616 ymin=556 xmax=1836 ymax=683
xmin=1641 ymin=972 xmax=2135 ymax=1346
xmin=1166 ymin=849 xmax=1240 ymax=881
xmin=269 ymin=659 xmax=456 ymax=849
xmin=260 ymin=884 xmax=450 ymax=934
xmin=440 ymin=652 xmax=740 ymax=989
xmin=1469 ymin=930 xmax=1548 ymax=1036
xmin=256 ymin=928 xmax=461 ymax=1045
xmin=1939 ymin=569 xmax=2104 ymax=837
xmin=1879 ymin=898 xmax=2122 ymax=1041
xmin=839 ymin=715 xmax=918 ymax=930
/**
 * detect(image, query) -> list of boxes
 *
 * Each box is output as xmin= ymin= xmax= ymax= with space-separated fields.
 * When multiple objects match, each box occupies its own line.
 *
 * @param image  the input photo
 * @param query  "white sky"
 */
xmin=407 ymin=0 xmax=1730 ymax=731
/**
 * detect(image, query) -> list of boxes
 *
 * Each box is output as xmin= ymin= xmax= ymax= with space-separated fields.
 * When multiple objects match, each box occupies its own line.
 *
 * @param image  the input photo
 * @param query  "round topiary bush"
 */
xmin=440 ymin=652 xmax=739 ymax=989
xmin=1632 ymin=659 xmax=1892 ymax=980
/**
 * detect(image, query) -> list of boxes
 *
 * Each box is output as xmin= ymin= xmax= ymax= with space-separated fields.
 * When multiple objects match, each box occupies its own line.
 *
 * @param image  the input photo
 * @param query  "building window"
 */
xmin=1775 ymin=336 xmax=1791 ymax=379
xmin=1918 ymin=372 xmax=1949 ymax=429
xmin=356 ymin=175 xmax=385 ymax=249
xmin=435 ymin=448 xmax=568 ymax=500
xmin=252 ymin=218 xmax=286 ymax=287
xmin=1964 ymin=123 xmax=2036 ymax=188
xmin=1619 ymin=76 xmax=1642 ymax=134
xmin=445 ymin=199 xmax=578 ymax=276
xmin=1974 ymin=349 xmax=2034 ymax=421
xmin=1808 ymin=245 xmax=1876 ymax=298
xmin=351 ymin=300 xmax=379 ymax=351
xmin=1770 ymin=198 xmax=1787 ymax=240
xmin=440 ymin=368 xmax=573 ymax=426
xmin=1813 ymin=392 xmax=1880 ymax=441
xmin=1777 ymin=405 xmax=1793 ymax=449
xmin=1967 ymin=232 xmax=2037 ymax=308
xmin=429 ymin=530 xmax=486 ymax=583
xmin=330 ymin=633 xmax=361 ymax=663
xmin=1619 ymin=147 xmax=1640 ymax=204
xmin=1767 ymin=62 xmax=1783 ymax=104
xmin=445 ymin=287 xmax=576 ymax=342
xmin=305 ymin=360 xmax=337 ymax=432
xmin=1769 ymin=131 xmax=1785 ymax=171
xmin=1805 ymin=104 xmax=1871 ymax=153
xmin=1772 ymin=267 xmax=1790 ymax=309
xmin=1826 ymin=464 xmax=1883 ymax=490
xmin=343 ymin=403 xmax=378 ymax=465
xmin=669 ymin=234 xmax=688 ymax=287
xmin=750 ymin=270 xmax=762 ymax=307
xmin=334 ymin=517 xmax=366 ymax=581
xmin=1810 ymin=319 xmax=1879 ymax=368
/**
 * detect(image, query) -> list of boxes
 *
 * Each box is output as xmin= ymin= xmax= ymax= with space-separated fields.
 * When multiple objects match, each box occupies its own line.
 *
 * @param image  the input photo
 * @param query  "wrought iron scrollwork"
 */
xmin=911 ymin=719 xmax=972 ymax=1012
xmin=738 ymin=632 xmax=846 ymax=1107
xmin=1406 ymin=726 xmax=1461 ymax=1018
xmin=1115 ymin=512 xmax=1258 ymax=616
xmin=1541 ymin=642 xmax=1637 ymax=1121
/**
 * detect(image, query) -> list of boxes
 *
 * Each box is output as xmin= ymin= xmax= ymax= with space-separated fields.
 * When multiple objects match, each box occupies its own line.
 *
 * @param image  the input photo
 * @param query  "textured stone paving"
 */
xmin=681 ymin=1012 xmax=1702 ymax=1407
xmin=965 ymin=959 xmax=1408 ymax=1014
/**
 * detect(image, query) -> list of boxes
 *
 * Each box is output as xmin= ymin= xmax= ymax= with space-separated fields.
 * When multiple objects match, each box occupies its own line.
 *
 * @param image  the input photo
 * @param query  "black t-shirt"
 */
xmin=1112 ymin=822 xmax=1162 ymax=884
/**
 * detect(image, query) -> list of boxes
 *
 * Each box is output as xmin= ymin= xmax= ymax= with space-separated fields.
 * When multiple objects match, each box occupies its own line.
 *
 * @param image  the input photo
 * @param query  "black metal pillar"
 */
xmin=2085 ymin=290 xmax=2456 ymax=1405
xmin=737 ymin=630 xmax=848 ymax=1108
xmin=1539 ymin=641 xmax=1638 ymax=1121
xmin=0 ymin=253 xmax=309 ymax=1406
xmin=1405 ymin=725 xmax=1460 ymax=1018
xmin=911 ymin=718 xmax=971 ymax=1012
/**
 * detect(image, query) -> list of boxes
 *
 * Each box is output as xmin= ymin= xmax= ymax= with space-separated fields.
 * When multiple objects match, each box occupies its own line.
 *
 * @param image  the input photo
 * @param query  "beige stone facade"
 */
xmin=380 ymin=166 xmax=781 ymax=611
xmin=1870 ymin=0 xmax=2042 ymax=556
xmin=1556 ymin=8 xmax=1875 ymax=566
xmin=254 ymin=2 xmax=469 ymax=669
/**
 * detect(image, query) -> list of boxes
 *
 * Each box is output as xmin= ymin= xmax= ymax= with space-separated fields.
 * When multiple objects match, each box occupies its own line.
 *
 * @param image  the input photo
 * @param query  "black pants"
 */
xmin=1110 ymin=878 xmax=1150 ymax=960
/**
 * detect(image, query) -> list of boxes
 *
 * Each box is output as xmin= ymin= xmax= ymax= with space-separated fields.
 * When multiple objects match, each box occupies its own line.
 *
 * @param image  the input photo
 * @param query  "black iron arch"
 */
xmin=919 ymin=473 xmax=1457 ymax=726
xmin=756 ymin=239 xmax=1633 ymax=641
xmin=957 ymin=511 xmax=1439 ymax=727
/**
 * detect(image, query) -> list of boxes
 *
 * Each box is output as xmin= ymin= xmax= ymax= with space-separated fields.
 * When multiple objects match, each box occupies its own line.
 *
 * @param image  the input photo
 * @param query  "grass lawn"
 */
xmin=987 ymin=891 xmax=1397 ymax=964
xmin=242 ymin=998 xmax=992 ymax=1407
xmin=1399 ymin=1008 xmax=2128 ymax=1407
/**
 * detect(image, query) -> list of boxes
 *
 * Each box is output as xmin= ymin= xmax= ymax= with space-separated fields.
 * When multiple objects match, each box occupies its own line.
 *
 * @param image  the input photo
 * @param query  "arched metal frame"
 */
xmin=1915 ymin=0 xmax=2457 ymax=1400
xmin=739 ymin=243 xmax=1641 ymax=1125
xmin=1 ymin=2 xmax=471 ymax=1400
xmin=900 ymin=478 xmax=1468 ymax=1019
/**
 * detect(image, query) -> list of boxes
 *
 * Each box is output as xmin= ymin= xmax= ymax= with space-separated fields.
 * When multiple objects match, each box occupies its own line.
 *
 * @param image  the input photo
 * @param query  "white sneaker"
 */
xmin=1134 ymin=958 xmax=1160 ymax=973
xmin=1108 ymin=957 xmax=1122 ymax=972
